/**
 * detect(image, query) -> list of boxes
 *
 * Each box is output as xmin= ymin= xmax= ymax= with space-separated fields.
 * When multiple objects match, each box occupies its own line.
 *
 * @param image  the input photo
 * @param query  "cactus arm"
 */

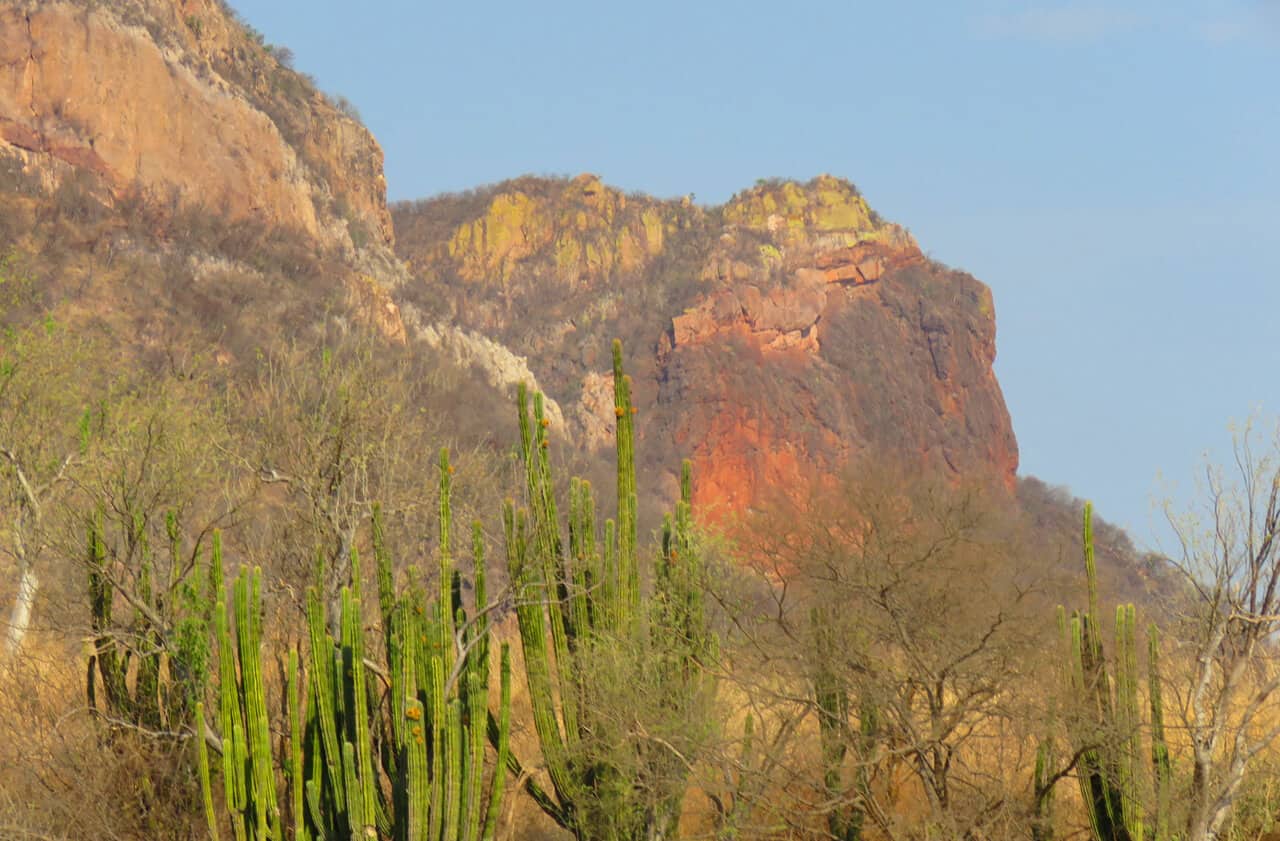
xmin=405 ymin=698 xmax=429 ymax=841
xmin=480 ymin=645 xmax=512 ymax=841
xmin=1033 ymin=737 xmax=1055 ymax=841
xmin=612 ymin=339 xmax=639 ymax=618
xmin=1148 ymin=626 xmax=1171 ymax=841
xmin=461 ymin=668 xmax=485 ymax=841
xmin=439 ymin=449 xmax=455 ymax=683
xmin=443 ymin=700 xmax=463 ymax=841
xmin=342 ymin=740 xmax=365 ymax=833
xmin=504 ymin=503 xmax=575 ymax=810
xmin=307 ymin=590 xmax=346 ymax=808
xmin=195 ymin=701 xmax=222 ymax=841
xmin=1084 ymin=503 xmax=1100 ymax=655
xmin=524 ymin=395 xmax=579 ymax=747
xmin=602 ymin=519 xmax=617 ymax=633
xmin=236 ymin=569 xmax=279 ymax=839
xmin=286 ymin=647 xmax=309 ymax=841
xmin=342 ymin=590 xmax=377 ymax=838
xmin=428 ymin=656 xmax=446 ymax=841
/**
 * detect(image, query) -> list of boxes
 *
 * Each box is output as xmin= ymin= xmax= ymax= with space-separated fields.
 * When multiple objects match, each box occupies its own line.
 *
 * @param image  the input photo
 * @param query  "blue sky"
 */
xmin=233 ymin=0 xmax=1280 ymax=549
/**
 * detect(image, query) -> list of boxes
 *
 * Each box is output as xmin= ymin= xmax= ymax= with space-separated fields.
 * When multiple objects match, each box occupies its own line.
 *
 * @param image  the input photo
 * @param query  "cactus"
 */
xmin=503 ymin=340 xmax=715 ymax=841
xmin=198 ymin=453 xmax=511 ymax=841
xmin=810 ymin=606 xmax=873 ymax=841
xmin=1058 ymin=503 xmax=1170 ymax=841
xmin=1033 ymin=736 xmax=1056 ymax=841
xmin=1148 ymin=626 xmax=1172 ymax=841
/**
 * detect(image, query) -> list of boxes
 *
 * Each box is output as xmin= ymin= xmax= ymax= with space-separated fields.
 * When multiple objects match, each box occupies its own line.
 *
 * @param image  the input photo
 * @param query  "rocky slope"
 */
xmin=394 ymin=175 xmax=1019 ymax=516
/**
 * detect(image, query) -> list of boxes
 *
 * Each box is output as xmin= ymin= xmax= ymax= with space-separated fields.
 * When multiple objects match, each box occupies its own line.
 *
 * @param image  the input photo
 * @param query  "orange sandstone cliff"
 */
xmin=0 ymin=0 xmax=390 ymax=250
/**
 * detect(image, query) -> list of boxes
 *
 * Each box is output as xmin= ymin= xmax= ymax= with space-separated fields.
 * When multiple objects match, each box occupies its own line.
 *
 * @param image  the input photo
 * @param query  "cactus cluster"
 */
xmin=503 ymin=339 xmax=714 ymax=841
xmin=1058 ymin=503 xmax=1172 ymax=841
xmin=196 ymin=450 xmax=511 ymax=841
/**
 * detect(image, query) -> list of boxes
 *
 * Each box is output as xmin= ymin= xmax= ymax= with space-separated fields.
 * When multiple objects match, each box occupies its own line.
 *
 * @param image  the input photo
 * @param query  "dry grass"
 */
xmin=0 ymin=631 xmax=204 ymax=840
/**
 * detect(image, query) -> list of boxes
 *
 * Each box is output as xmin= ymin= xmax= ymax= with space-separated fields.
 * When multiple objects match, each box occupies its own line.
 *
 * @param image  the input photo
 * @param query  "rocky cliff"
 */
xmin=0 ymin=0 xmax=433 ymax=376
xmin=0 ymin=0 xmax=390 ymax=251
xmin=394 ymin=175 xmax=1019 ymax=516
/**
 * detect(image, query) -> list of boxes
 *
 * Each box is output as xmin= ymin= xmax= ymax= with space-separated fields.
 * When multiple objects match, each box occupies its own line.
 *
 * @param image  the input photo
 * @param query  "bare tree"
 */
xmin=1165 ymin=420 xmax=1280 ymax=840
xmin=63 ymin=368 xmax=245 ymax=731
xmin=0 ymin=321 xmax=103 ymax=654
xmin=721 ymin=466 xmax=1045 ymax=839
xmin=232 ymin=335 xmax=503 ymax=608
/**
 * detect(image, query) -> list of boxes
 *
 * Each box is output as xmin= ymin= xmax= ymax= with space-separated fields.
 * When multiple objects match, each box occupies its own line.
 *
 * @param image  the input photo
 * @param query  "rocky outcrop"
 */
xmin=394 ymin=175 xmax=1019 ymax=516
xmin=0 ymin=0 xmax=391 ymax=251
xmin=397 ymin=174 xmax=700 ymax=291
xmin=404 ymin=310 xmax=567 ymax=430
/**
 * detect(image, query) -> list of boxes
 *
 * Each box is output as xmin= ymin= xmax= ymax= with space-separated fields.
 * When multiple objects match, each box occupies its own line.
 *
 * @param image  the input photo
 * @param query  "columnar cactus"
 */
xmin=1147 ymin=627 xmax=1172 ymax=841
xmin=1033 ymin=736 xmax=1056 ymax=841
xmin=810 ymin=605 xmax=874 ymax=841
xmin=197 ymin=451 xmax=511 ymax=841
xmin=1058 ymin=503 xmax=1171 ymax=841
xmin=504 ymin=339 xmax=715 ymax=841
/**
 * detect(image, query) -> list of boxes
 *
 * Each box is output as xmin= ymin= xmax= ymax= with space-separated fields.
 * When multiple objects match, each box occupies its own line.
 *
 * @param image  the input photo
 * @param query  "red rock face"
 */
xmin=395 ymin=176 xmax=1020 ymax=518
xmin=662 ymin=257 xmax=1018 ymax=519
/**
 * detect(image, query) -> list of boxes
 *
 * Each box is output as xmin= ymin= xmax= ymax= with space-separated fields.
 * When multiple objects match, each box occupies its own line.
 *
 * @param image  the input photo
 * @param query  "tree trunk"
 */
xmin=4 ymin=563 xmax=38 ymax=655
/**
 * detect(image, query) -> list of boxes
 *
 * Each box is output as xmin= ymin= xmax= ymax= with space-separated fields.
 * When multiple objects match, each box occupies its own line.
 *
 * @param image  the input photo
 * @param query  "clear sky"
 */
xmin=232 ymin=0 xmax=1280 ymax=549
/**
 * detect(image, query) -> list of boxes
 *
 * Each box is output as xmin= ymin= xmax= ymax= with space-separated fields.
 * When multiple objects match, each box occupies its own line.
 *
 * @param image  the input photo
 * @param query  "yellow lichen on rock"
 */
xmin=436 ymin=174 xmax=683 ymax=287
xmin=724 ymin=175 xmax=881 ymax=246
xmin=810 ymin=175 xmax=875 ymax=231
xmin=447 ymin=191 xmax=548 ymax=283
xmin=641 ymin=208 xmax=665 ymax=256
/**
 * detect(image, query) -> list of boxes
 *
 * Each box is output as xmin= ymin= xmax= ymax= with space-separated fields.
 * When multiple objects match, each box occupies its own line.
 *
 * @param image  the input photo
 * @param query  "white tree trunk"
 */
xmin=4 ymin=564 xmax=38 ymax=655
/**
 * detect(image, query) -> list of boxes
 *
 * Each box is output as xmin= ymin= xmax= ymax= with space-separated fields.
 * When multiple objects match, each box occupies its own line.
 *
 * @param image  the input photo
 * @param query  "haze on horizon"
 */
xmin=231 ymin=0 xmax=1280 ymax=550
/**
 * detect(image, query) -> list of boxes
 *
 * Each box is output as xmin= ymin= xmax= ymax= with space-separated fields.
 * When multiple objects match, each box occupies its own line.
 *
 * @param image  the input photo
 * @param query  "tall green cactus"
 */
xmin=198 ymin=451 xmax=511 ymax=841
xmin=810 ymin=605 xmax=875 ymax=841
xmin=1147 ymin=627 xmax=1172 ymax=841
xmin=1058 ymin=503 xmax=1171 ymax=841
xmin=504 ymin=340 xmax=715 ymax=841
xmin=1033 ymin=736 xmax=1056 ymax=841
